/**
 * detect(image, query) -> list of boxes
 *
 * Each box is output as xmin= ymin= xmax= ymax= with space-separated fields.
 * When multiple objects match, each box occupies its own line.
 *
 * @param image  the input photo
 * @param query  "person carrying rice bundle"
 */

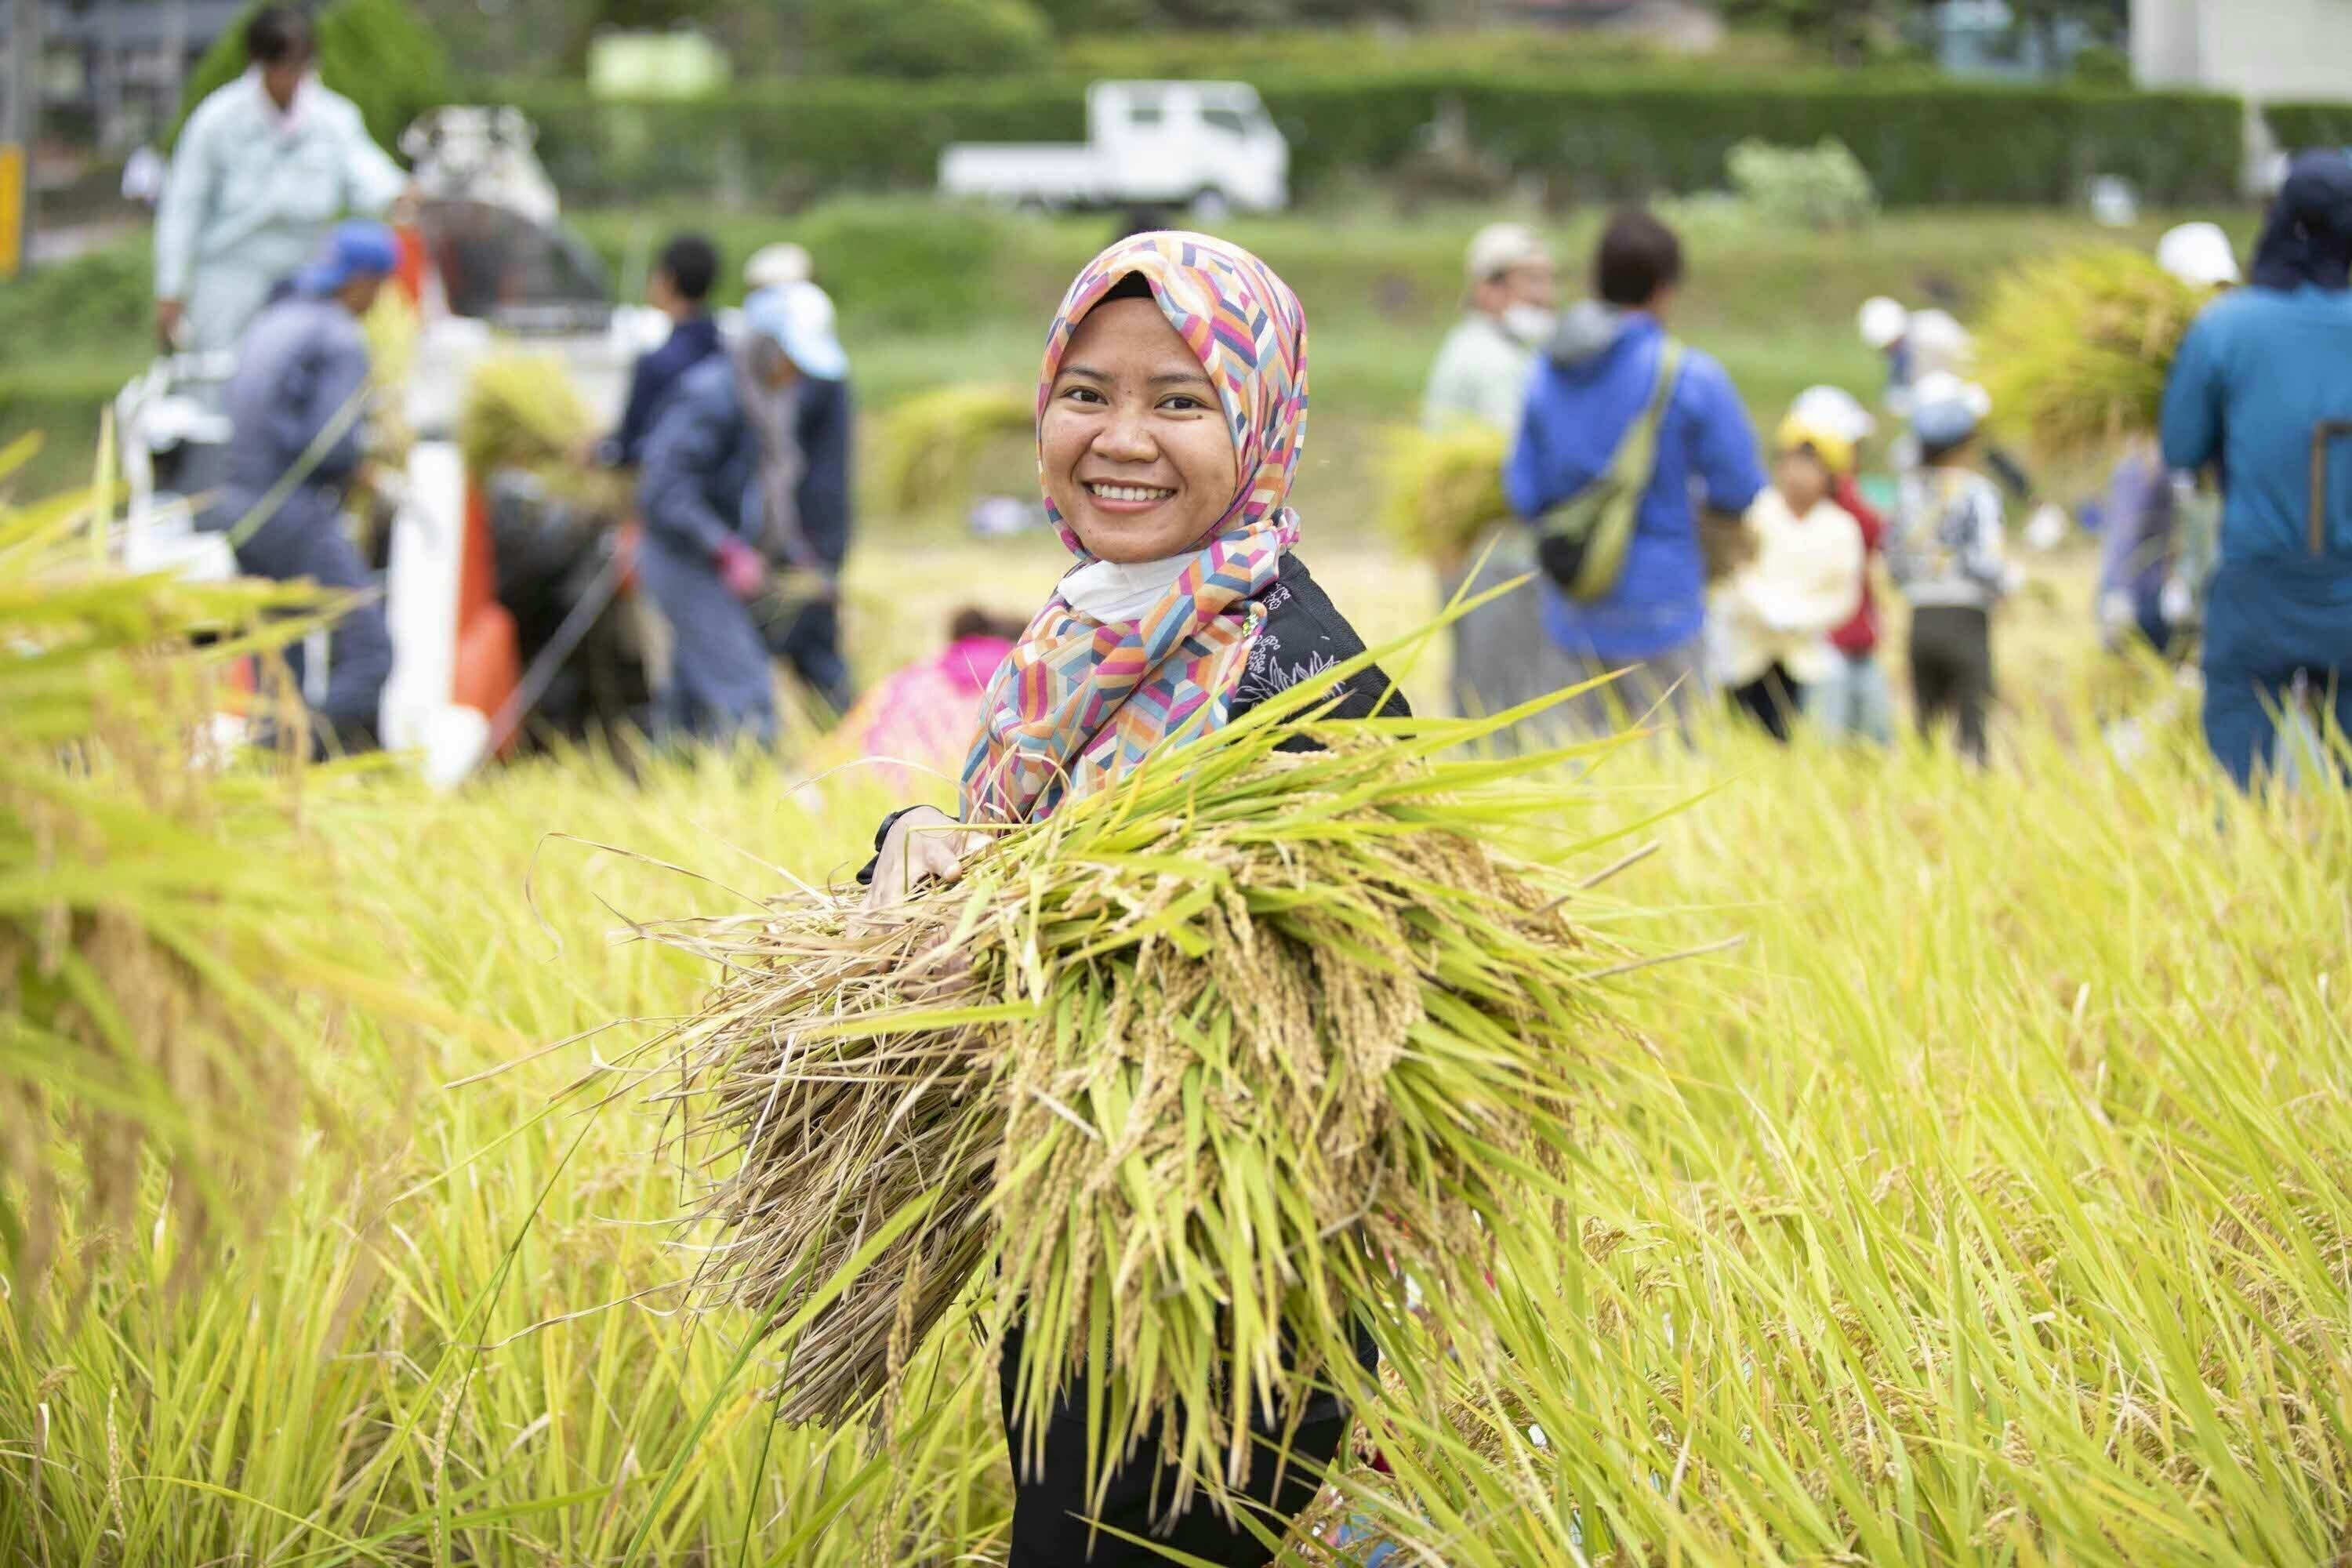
xmin=2096 ymin=224 xmax=2237 ymax=662
xmin=1418 ymin=222 xmax=1581 ymax=740
xmin=858 ymin=230 xmax=1407 ymax=1565
xmin=2159 ymin=148 xmax=2352 ymax=789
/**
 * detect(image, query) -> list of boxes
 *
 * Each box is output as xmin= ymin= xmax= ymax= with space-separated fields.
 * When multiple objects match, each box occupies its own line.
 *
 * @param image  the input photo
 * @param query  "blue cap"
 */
xmin=1907 ymin=371 xmax=1984 ymax=456
xmin=294 ymin=220 xmax=400 ymax=297
xmin=742 ymin=281 xmax=848 ymax=380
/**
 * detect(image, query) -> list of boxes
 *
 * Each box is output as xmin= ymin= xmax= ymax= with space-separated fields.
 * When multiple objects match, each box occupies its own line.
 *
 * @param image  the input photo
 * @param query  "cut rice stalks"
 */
xmin=642 ymin=663 xmax=1642 ymax=1520
xmin=1976 ymin=247 xmax=2208 ymax=466
xmin=1374 ymin=423 xmax=1511 ymax=572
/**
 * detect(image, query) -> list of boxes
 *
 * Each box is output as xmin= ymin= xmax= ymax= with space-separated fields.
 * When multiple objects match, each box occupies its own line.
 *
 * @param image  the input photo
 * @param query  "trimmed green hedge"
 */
xmin=2264 ymin=101 xmax=2352 ymax=154
xmin=502 ymin=69 xmax=2244 ymax=210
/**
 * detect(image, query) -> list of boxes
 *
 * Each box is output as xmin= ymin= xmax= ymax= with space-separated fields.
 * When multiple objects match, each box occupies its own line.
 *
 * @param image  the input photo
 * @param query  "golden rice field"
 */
xmin=8 ymin=503 xmax=2350 ymax=1567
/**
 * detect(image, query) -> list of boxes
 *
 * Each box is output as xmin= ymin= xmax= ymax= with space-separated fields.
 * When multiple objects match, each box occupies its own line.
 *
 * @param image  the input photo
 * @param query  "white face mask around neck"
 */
xmin=1059 ymin=553 xmax=1195 ymax=624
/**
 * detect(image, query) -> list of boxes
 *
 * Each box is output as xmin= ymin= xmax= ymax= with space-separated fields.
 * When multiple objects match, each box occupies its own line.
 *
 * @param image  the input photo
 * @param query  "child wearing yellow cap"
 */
xmin=1706 ymin=413 xmax=1867 ymax=740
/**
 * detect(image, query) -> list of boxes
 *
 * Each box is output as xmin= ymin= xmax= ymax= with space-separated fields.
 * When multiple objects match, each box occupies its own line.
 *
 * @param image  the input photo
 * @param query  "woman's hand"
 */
xmin=861 ymin=806 xmax=979 ymax=914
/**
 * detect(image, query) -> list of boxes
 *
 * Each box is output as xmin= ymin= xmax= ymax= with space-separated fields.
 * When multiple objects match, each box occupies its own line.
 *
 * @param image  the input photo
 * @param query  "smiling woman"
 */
xmin=851 ymin=229 xmax=1411 ymax=1566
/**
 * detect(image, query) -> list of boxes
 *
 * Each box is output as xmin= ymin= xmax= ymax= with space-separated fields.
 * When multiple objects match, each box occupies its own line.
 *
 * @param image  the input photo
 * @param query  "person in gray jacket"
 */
xmin=637 ymin=284 xmax=855 ymax=744
xmin=212 ymin=219 xmax=400 ymax=753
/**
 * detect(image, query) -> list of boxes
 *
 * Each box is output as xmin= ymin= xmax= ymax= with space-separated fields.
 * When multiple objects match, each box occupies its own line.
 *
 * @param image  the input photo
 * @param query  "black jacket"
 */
xmin=860 ymin=553 xmax=1405 ymax=879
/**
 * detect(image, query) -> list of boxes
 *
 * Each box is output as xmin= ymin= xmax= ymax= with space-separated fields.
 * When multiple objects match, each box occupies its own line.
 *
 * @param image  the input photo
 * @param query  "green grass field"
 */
xmin=9 ymin=195 xmax=2348 ymax=1566
xmin=8 ymin=648 xmax=2347 ymax=1564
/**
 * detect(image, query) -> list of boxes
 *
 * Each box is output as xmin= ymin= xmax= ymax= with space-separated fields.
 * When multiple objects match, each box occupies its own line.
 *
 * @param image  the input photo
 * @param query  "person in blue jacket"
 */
xmin=592 ymin=232 xmax=723 ymax=470
xmin=2160 ymin=148 xmax=2352 ymax=789
xmin=1504 ymin=209 xmax=1766 ymax=737
xmin=212 ymin=220 xmax=401 ymax=753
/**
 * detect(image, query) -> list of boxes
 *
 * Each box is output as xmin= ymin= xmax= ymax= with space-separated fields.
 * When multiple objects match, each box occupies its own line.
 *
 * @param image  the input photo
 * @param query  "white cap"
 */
xmin=745 ymin=241 xmax=813 ymax=291
xmin=2156 ymin=222 xmax=2240 ymax=289
xmin=1465 ymin=222 xmax=1551 ymax=285
xmin=742 ymin=281 xmax=848 ymax=380
xmin=1905 ymin=309 xmax=1975 ymax=378
xmin=1858 ymin=296 xmax=1908 ymax=350
xmin=1790 ymin=384 xmax=1877 ymax=445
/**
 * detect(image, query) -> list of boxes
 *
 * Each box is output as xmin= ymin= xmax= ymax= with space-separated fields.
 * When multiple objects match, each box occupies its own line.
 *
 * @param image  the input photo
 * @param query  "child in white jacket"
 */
xmin=1709 ymin=420 xmax=1867 ymax=742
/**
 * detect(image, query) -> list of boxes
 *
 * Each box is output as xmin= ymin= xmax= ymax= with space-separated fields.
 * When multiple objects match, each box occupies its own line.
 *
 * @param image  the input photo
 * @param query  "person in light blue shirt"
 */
xmin=1505 ymin=209 xmax=1766 ymax=738
xmin=154 ymin=7 xmax=408 ymax=357
xmin=2159 ymin=148 xmax=2352 ymax=788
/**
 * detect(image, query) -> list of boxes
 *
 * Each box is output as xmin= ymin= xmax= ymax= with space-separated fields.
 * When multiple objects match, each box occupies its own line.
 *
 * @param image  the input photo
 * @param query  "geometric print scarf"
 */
xmin=960 ymin=230 xmax=1310 ymax=825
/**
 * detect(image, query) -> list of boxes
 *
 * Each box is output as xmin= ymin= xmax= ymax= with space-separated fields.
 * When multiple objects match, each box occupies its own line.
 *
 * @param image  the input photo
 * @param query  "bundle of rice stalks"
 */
xmin=0 ymin=430 xmax=436 ymax=1299
xmin=1976 ymin=248 xmax=2207 ymax=465
xmin=647 ymin=662 xmax=1636 ymax=1516
xmin=363 ymin=288 xmax=421 ymax=397
xmin=872 ymin=384 xmax=1033 ymax=517
xmin=1374 ymin=424 xmax=1509 ymax=571
xmin=457 ymin=351 xmax=597 ymax=481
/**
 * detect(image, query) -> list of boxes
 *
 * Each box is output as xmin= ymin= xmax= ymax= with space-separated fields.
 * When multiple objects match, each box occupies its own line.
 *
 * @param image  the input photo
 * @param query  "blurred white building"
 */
xmin=2132 ymin=0 xmax=2352 ymax=103
xmin=2133 ymin=0 xmax=2352 ymax=187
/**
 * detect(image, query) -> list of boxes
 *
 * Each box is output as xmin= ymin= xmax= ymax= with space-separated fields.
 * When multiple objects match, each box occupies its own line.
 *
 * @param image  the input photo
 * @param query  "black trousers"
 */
xmin=1728 ymin=662 xmax=1802 ymax=743
xmin=998 ymin=1323 xmax=1371 ymax=1566
xmin=1909 ymin=604 xmax=1994 ymax=764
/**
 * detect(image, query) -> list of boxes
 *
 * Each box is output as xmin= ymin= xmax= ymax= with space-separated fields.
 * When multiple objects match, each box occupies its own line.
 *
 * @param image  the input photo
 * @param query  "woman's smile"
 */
xmin=1081 ymin=479 xmax=1180 ymax=510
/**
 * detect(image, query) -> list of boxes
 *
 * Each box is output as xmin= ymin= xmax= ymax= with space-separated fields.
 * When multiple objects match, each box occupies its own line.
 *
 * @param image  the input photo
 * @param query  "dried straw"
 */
xmin=646 ymin=658 xmax=1639 ymax=1520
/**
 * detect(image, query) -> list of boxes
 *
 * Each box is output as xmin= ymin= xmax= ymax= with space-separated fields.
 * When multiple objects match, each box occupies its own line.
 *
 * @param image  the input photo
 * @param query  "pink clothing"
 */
xmin=837 ymin=636 xmax=1013 ymax=784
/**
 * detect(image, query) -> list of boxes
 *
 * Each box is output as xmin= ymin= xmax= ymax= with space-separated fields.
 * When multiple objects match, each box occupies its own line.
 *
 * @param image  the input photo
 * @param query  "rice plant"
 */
xmin=870 ymin=384 xmax=1036 ymax=517
xmin=4 ymin=530 xmax=2346 ymax=1565
xmin=1976 ymin=247 xmax=2208 ymax=465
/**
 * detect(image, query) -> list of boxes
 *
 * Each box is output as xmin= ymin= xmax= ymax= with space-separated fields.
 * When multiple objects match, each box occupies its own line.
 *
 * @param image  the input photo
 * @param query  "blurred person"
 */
xmin=1423 ymin=222 xmax=1557 ymax=434
xmin=2097 ymin=223 xmax=2238 ymax=661
xmin=1888 ymin=376 xmax=2018 ymax=766
xmin=635 ymin=294 xmax=788 ymax=746
xmin=1505 ymin=209 xmax=1766 ymax=739
xmin=1708 ymin=419 xmax=1866 ymax=742
xmin=1863 ymin=295 xmax=2050 ymax=532
xmin=211 ymin=220 xmax=401 ymax=754
xmin=818 ymin=607 xmax=1025 ymax=789
xmin=740 ymin=281 xmax=858 ymax=719
xmin=2161 ymin=148 xmax=2352 ymax=789
xmin=592 ymin=233 xmax=723 ymax=470
xmin=1420 ymin=221 xmax=1577 ymax=738
xmin=154 ymin=6 xmax=408 ymax=357
xmin=1788 ymin=385 xmax=1896 ymax=745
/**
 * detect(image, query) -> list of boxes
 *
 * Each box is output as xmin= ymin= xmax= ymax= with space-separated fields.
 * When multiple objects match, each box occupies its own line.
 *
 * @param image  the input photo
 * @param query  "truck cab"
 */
xmin=938 ymin=79 xmax=1289 ymax=217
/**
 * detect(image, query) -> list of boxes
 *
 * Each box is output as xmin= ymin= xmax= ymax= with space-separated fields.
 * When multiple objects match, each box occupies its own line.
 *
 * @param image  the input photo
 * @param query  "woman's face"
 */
xmin=1041 ymin=296 xmax=1240 ymax=564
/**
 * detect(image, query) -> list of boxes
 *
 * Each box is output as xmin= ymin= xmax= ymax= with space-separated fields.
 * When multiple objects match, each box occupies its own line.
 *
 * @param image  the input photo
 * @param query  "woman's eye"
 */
xmin=1061 ymin=386 xmax=1106 ymax=405
xmin=1162 ymin=394 xmax=1207 ymax=412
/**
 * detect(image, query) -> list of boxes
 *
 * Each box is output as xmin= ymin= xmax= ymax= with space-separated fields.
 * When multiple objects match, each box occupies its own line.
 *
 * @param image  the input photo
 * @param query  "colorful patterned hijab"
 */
xmin=960 ymin=231 xmax=1309 ymax=825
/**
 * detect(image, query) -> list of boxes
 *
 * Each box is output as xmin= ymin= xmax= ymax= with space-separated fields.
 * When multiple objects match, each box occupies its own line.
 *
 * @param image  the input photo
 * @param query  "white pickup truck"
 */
xmin=939 ymin=80 xmax=1290 ymax=219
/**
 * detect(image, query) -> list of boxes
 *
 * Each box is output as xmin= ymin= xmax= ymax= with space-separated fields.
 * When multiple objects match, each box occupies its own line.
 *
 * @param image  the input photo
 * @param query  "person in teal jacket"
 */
xmin=2159 ymin=148 xmax=2352 ymax=789
xmin=154 ymin=7 xmax=408 ymax=358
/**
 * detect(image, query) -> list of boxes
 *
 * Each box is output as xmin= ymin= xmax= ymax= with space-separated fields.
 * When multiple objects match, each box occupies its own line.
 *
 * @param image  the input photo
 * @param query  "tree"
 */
xmin=804 ymin=0 xmax=1052 ymax=78
xmin=172 ymin=0 xmax=451 ymax=149
xmin=1714 ymin=0 xmax=1899 ymax=64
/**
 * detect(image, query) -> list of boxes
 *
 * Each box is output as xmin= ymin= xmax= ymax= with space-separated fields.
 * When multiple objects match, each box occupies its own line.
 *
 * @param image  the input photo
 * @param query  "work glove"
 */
xmin=715 ymin=537 xmax=765 ymax=601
